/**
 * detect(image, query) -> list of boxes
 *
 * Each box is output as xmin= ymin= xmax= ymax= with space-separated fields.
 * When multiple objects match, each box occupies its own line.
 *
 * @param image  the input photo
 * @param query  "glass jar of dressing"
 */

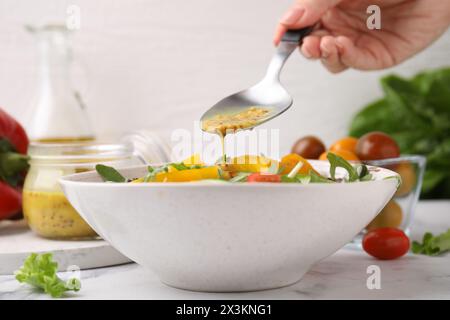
xmin=23 ymin=142 xmax=136 ymax=239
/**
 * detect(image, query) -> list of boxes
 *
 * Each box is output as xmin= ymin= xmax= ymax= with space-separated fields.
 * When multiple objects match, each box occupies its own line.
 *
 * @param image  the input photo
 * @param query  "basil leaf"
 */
xmin=95 ymin=164 xmax=126 ymax=183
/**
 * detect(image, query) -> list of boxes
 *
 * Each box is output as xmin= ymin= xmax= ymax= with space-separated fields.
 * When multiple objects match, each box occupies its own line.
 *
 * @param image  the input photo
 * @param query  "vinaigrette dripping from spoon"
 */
xmin=201 ymin=106 xmax=273 ymax=162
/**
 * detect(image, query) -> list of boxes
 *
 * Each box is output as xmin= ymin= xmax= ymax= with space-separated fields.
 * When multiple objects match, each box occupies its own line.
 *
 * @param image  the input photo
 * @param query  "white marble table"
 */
xmin=1 ymin=201 xmax=449 ymax=300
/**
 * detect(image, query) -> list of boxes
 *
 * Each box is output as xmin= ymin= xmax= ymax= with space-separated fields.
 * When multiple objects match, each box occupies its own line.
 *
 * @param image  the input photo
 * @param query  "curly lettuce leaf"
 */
xmin=15 ymin=253 xmax=81 ymax=298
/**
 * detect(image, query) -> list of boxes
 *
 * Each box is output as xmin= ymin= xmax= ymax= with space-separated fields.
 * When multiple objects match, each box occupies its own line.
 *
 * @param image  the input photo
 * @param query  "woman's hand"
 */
xmin=274 ymin=0 xmax=450 ymax=73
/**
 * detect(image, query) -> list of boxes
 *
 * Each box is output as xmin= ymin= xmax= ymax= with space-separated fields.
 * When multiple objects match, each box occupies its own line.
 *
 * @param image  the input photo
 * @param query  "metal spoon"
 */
xmin=201 ymin=27 xmax=313 ymax=133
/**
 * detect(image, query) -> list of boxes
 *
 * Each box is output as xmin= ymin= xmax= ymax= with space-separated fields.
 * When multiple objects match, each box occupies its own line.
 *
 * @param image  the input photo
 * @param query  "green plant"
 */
xmin=349 ymin=68 xmax=450 ymax=198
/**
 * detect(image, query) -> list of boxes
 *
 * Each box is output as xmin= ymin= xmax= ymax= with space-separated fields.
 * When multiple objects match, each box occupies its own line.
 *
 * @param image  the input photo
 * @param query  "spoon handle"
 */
xmin=264 ymin=26 xmax=314 ymax=82
xmin=281 ymin=26 xmax=314 ymax=43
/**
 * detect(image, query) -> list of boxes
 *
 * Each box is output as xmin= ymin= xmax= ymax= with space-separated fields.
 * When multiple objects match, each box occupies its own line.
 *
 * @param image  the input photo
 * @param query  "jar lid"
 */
xmin=28 ymin=142 xmax=134 ymax=163
xmin=121 ymin=130 xmax=171 ymax=164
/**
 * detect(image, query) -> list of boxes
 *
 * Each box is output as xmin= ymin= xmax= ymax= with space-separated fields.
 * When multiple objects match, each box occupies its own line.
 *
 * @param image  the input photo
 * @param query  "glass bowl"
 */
xmin=350 ymin=155 xmax=426 ymax=246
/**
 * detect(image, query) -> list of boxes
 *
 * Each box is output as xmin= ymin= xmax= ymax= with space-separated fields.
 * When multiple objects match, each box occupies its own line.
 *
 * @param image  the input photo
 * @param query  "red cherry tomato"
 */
xmin=356 ymin=131 xmax=400 ymax=161
xmin=247 ymin=173 xmax=281 ymax=183
xmin=291 ymin=136 xmax=326 ymax=159
xmin=363 ymin=227 xmax=410 ymax=260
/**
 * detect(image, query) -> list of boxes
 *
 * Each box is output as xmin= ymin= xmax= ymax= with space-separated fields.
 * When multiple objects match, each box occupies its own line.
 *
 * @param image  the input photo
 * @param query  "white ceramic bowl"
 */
xmin=60 ymin=161 xmax=399 ymax=292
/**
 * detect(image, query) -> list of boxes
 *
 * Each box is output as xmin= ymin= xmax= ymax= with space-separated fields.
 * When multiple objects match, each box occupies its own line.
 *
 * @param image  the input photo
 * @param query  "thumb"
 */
xmin=274 ymin=0 xmax=341 ymax=45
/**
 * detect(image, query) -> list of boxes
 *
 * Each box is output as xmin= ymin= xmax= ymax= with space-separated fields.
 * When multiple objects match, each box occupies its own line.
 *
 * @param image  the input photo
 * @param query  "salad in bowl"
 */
xmin=95 ymin=152 xmax=378 ymax=185
xmin=60 ymin=153 xmax=399 ymax=292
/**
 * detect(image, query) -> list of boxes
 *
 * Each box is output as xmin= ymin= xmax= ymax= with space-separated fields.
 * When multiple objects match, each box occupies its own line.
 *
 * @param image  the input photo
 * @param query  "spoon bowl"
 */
xmin=200 ymin=79 xmax=292 ymax=129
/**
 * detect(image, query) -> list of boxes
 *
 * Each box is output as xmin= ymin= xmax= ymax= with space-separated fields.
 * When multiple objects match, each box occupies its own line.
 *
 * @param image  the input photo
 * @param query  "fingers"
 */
xmin=335 ymin=36 xmax=361 ymax=68
xmin=273 ymin=24 xmax=288 ymax=46
xmin=300 ymin=35 xmax=347 ymax=73
xmin=273 ymin=0 xmax=342 ymax=45
xmin=301 ymin=35 xmax=321 ymax=59
xmin=320 ymin=36 xmax=347 ymax=73
xmin=300 ymin=29 xmax=330 ymax=58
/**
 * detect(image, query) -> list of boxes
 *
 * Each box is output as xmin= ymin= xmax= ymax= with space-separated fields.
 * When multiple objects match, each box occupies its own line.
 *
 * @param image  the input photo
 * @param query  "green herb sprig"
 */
xmin=412 ymin=229 xmax=450 ymax=256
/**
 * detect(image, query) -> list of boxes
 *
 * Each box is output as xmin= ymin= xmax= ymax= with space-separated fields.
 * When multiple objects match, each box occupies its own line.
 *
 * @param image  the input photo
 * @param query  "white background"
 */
xmin=0 ymin=0 xmax=449 ymax=156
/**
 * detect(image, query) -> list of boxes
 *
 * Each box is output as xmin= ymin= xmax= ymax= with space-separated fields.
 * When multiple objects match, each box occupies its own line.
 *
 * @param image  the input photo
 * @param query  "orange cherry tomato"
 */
xmin=394 ymin=162 xmax=416 ymax=197
xmin=319 ymin=150 xmax=360 ymax=161
xmin=279 ymin=154 xmax=316 ymax=175
xmin=330 ymin=137 xmax=358 ymax=154
xmin=363 ymin=228 xmax=410 ymax=260
xmin=247 ymin=173 xmax=281 ymax=183
xmin=366 ymin=200 xmax=403 ymax=231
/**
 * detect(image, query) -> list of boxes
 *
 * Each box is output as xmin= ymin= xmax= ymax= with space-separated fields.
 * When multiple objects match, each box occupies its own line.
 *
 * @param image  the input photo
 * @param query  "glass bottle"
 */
xmin=26 ymin=24 xmax=94 ymax=143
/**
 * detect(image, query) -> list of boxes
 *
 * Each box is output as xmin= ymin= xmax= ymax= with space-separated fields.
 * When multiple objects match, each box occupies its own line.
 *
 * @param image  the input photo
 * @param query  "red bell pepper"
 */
xmin=0 ymin=108 xmax=29 ymax=154
xmin=0 ymin=108 xmax=29 ymax=220
xmin=0 ymin=181 xmax=22 ymax=220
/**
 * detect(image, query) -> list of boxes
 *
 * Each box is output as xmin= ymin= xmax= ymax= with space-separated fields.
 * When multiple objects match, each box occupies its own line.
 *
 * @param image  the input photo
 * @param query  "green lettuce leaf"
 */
xmin=15 ymin=253 xmax=81 ymax=298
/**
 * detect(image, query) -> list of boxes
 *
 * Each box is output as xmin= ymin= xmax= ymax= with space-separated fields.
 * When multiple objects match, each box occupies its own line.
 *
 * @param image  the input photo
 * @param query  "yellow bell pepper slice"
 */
xmin=167 ymin=165 xmax=178 ymax=173
xmin=154 ymin=166 xmax=219 ymax=182
xmin=224 ymin=155 xmax=273 ymax=173
xmin=182 ymin=153 xmax=204 ymax=166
